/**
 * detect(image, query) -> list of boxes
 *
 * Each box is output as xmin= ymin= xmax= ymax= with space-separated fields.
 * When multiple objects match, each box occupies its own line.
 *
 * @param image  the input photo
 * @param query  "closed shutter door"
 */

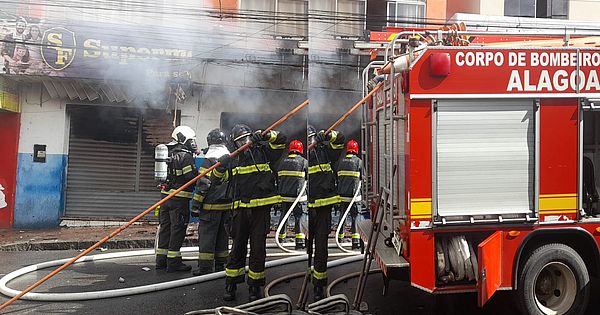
xmin=65 ymin=106 xmax=173 ymax=219
xmin=435 ymin=99 xmax=535 ymax=217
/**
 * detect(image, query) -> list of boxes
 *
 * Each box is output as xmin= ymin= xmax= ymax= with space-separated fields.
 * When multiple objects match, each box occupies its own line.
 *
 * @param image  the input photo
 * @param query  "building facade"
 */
xmin=0 ymin=0 xmax=308 ymax=228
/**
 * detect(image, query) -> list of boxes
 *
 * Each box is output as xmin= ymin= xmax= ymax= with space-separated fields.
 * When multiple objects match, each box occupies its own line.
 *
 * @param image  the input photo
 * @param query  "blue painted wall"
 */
xmin=14 ymin=153 xmax=67 ymax=228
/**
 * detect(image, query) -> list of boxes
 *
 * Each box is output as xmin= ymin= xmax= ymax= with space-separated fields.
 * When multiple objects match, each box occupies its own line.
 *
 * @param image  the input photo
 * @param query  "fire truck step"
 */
xmin=357 ymin=219 xmax=409 ymax=274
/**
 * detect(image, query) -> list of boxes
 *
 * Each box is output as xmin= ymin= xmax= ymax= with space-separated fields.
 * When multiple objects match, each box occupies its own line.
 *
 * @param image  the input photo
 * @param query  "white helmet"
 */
xmin=171 ymin=125 xmax=197 ymax=151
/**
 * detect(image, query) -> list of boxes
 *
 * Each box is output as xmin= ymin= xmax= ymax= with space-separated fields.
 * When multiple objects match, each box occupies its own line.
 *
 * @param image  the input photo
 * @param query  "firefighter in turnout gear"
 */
xmin=336 ymin=139 xmax=363 ymax=249
xmin=191 ymin=128 xmax=232 ymax=276
xmin=277 ymin=140 xmax=308 ymax=250
xmin=156 ymin=125 xmax=198 ymax=273
xmin=307 ymin=125 xmax=345 ymax=301
xmin=213 ymin=124 xmax=286 ymax=302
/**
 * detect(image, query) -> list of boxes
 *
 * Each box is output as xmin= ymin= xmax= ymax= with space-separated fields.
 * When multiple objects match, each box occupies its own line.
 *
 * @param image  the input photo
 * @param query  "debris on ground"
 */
xmin=118 ymin=277 xmax=125 ymax=283
xmin=142 ymin=267 xmax=151 ymax=271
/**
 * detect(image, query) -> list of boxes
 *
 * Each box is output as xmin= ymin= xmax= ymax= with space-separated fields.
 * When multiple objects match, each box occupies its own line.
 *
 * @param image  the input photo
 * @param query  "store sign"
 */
xmin=2 ymin=17 xmax=194 ymax=80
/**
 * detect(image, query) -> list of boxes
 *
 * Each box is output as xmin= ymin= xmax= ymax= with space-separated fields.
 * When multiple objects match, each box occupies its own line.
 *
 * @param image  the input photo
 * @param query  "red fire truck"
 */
xmin=356 ymin=25 xmax=600 ymax=315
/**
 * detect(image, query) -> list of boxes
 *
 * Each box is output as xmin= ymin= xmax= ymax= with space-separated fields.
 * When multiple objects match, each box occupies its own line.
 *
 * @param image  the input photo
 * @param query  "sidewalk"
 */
xmin=0 ymin=222 xmax=200 ymax=251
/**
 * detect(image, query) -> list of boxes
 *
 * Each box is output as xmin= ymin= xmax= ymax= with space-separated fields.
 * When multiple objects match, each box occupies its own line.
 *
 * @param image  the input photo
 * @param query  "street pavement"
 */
xmin=1 ymin=248 xmax=599 ymax=315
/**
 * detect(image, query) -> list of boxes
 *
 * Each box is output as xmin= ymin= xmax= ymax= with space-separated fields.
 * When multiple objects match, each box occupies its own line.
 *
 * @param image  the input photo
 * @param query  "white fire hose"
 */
xmin=335 ymin=181 xmax=362 ymax=254
xmin=0 ymin=249 xmax=308 ymax=301
xmin=275 ymin=182 xmax=307 ymax=254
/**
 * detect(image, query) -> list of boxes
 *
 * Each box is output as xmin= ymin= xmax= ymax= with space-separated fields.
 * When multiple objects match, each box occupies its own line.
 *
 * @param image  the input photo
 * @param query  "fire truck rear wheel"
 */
xmin=516 ymin=243 xmax=589 ymax=315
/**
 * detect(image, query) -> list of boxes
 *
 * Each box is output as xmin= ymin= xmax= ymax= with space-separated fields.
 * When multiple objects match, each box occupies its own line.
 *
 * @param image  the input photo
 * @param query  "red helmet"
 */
xmin=288 ymin=139 xmax=303 ymax=154
xmin=346 ymin=139 xmax=359 ymax=155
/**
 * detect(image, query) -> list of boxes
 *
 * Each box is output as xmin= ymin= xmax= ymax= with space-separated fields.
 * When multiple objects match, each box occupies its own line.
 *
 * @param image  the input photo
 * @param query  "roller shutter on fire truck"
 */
xmin=434 ymin=99 xmax=535 ymax=218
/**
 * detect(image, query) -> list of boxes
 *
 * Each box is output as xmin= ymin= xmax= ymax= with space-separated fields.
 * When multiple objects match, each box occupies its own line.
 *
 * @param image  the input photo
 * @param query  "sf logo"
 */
xmin=0 ymin=184 xmax=6 ymax=209
xmin=41 ymin=27 xmax=76 ymax=70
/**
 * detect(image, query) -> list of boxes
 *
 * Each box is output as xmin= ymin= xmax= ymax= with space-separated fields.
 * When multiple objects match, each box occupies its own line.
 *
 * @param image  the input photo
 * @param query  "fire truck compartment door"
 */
xmin=477 ymin=231 xmax=503 ymax=307
xmin=435 ymin=99 xmax=534 ymax=217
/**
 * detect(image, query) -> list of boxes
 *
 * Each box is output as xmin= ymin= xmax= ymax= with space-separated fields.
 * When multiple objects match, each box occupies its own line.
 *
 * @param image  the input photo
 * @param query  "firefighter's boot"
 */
xmin=167 ymin=257 xmax=192 ymax=273
xmin=223 ymin=283 xmax=237 ymax=301
xmin=278 ymin=232 xmax=287 ymax=244
xmin=295 ymin=234 xmax=305 ymax=250
xmin=192 ymin=260 xmax=213 ymax=276
xmin=248 ymin=285 xmax=263 ymax=302
xmin=313 ymin=284 xmax=324 ymax=302
xmin=338 ymin=232 xmax=346 ymax=245
xmin=351 ymin=234 xmax=361 ymax=250
xmin=155 ymin=254 xmax=167 ymax=270
xmin=214 ymin=257 xmax=227 ymax=272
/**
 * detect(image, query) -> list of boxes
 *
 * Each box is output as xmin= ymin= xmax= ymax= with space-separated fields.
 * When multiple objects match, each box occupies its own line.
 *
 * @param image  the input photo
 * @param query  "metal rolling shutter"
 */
xmin=435 ymin=99 xmax=535 ymax=217
xmin=65 ymin=106 xmax=173 ymax=219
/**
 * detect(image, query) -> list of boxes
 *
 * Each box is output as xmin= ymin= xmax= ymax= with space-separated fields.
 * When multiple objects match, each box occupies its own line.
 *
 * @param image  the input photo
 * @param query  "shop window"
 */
xmin=505 ymin=0 xmax=568 ymax=19
xmin=386 ymin=0 xmax=426 ymax=28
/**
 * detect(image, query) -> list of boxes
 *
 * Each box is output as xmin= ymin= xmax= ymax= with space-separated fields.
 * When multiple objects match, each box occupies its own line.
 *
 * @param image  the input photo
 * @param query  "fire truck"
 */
xmin=356 ymin=23 xmax=600 ymax=315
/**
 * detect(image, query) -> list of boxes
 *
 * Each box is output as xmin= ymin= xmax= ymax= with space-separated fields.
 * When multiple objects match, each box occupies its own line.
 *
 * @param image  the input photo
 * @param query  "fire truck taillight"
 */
xmin=430 ymin=53 xmax=451 ymax=77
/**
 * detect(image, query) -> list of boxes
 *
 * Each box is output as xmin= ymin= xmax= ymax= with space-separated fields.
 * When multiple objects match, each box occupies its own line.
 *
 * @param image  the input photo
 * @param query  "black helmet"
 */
xmin=307 ymin=125 xmax=316 ymax=138
xmin=231 ymin=124 xmax=252 ymax=148
xmin=207 ymin=128 xmax=226 ymax=146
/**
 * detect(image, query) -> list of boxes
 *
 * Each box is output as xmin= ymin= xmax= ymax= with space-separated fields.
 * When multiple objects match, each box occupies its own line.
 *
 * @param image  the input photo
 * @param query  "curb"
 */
xmin=0 ymin=238 xmax=199 ymax=252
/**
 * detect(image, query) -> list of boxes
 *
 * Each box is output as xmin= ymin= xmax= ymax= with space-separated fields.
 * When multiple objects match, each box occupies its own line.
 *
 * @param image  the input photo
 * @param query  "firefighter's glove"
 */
xmin=251 ymin=130 xmax=268 ymax=143
xmin=367 ymin=75 xmax=385 ymax=91
xmin=315 ymin=130 xmax=329 ymax=143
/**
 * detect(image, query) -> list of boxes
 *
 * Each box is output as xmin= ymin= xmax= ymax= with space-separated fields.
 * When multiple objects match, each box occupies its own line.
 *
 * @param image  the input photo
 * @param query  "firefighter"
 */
xmin=307 ymin=125 xmax=345 ymax=301
xmin=214 ymin=124 xmax=286 ymax=302
xmin=156 ymin=125 xmax=197 ymax=273
xmin=277 ymin=139 xmax=308 ymax=249
xmin=190 ymin=128 xmax=232 ymax=276
xmin=336 ymin=139 xmax=363 ymax=249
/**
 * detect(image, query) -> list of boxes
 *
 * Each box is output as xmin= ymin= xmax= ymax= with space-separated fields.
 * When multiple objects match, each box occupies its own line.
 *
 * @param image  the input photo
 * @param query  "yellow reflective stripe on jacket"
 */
xmin=199 ymin=167 xmax=212 ymax=177
xmin=295 ymin=233 xmax=305 ymax=239
xmin=337 ymin=170 xmax=360 ymax=177
xmin=161 ymin=189 xmax=194 ymax=199
xmin=215 ymin=251 xmax=229 ymax=258
xmin=213 ymin=167 xmax=228 ymax=180
xmin=192 ymin=193 xmax=204 ymax=202
xmin=199 ymin=252 xmax=215 ymax=260
xmin=269 ymin=142 xmax=286 ymax=150
xmin=308 ymin=195 xmax=340 ymax=208
xmin=175 ymin=165 xmax=194 ymax=176
xmin=352 ymin=233 xmax=360 ymax=239
xmin=308 ymin=164 xmax=332 ymax=174
xmin=237 ymin=163 xmax=271 ymax=175
xmin=202 ymin=203 xmax=234 ymax=210
xmin=267 ymin=130 xmax=278 ymax=142
xmin=281 ymin=196 xmax=298 ymax=203
xmin=238 ymin=195 xmax=281 ymax=208
xmin=278 ymin=170 xmax=305 ymax=177
xmin=226 ymin=267 xmax=245 ymax=278
xmin=167 ymin=250 xmax=182 ymax=258
xmin=248 ymin=269 xmax=265 ymax=280
xmin=329 ymin=131 xmax=344 ymax=149
xmin=312 ymin=269 xmax=327 ymax=280
xmin=156 ymin=248 xmax=168 ymax=255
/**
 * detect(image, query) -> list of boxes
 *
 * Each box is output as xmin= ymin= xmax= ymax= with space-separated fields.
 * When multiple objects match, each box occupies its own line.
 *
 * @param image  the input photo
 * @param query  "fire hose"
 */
xmin=275 ymin=182 xmax=307 ymax=254
xmin=0 ymin=99 xmax=309 ymax=311
xmin=335 ymin=181 xmax=362 ymax=254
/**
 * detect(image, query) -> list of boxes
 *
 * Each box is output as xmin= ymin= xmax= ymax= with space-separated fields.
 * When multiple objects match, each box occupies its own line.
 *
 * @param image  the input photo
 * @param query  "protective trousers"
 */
xmin=225 ymin=205 xmax=270 ymax=286
xmin=277 ymin=202 xmax=304 ymax=239
xmin=157 ymin=198 xmax=190 ymax=260
xmin=197 ymin=210 xmax=230 ymax=273
xmin=309 ymin=206 xmax=333 ymax=287
xmin=338 ymin=202 xmax=359 ymax=240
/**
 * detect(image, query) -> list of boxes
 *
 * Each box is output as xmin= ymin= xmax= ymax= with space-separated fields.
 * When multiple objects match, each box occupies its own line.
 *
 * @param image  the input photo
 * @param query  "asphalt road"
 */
xmin=1 ymin=248 xmax=599 ymax=315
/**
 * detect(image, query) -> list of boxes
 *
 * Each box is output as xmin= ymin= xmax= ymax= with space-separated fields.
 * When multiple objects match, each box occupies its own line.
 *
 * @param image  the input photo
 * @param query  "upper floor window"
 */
xmin=504 ymin=0 xmax=568 ymax=19
xmin=387 ymin=0 xmax=426 ymax=27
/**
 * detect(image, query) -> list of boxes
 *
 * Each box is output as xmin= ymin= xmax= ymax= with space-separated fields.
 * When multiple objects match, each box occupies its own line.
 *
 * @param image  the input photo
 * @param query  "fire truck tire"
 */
xmin=516 ymin=243 xmax=589 ymax=315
